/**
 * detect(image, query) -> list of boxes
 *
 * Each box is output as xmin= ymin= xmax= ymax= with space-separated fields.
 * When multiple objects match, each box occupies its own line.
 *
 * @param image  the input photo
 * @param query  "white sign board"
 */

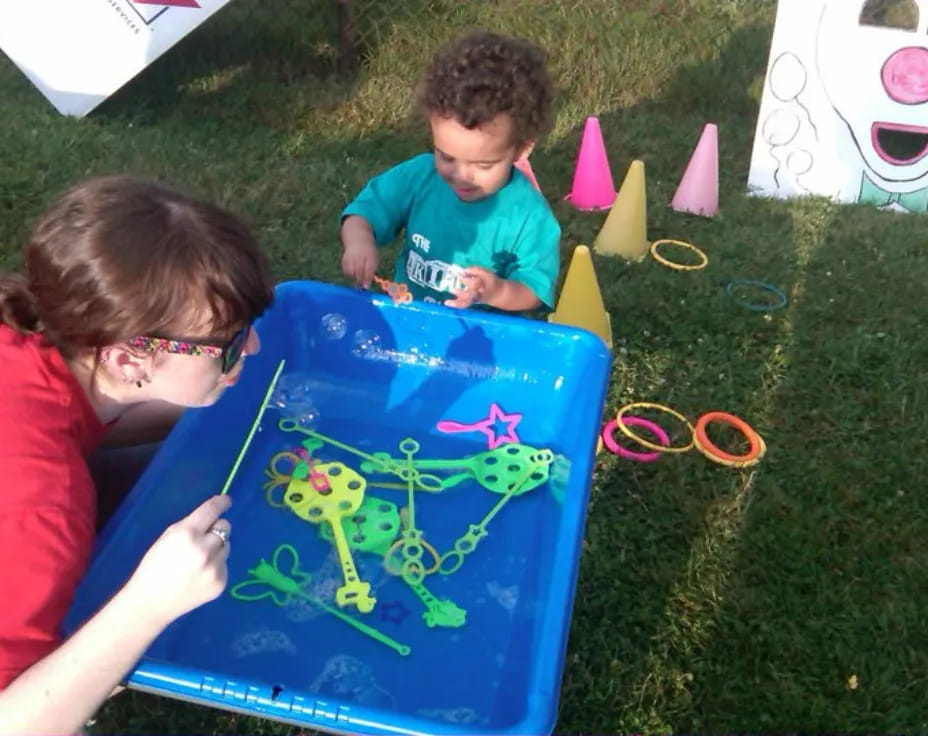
xmin=748 ymin=0 xmax=928 ymax=213
xmin=0 ymin=0 xmax=233 ymax=117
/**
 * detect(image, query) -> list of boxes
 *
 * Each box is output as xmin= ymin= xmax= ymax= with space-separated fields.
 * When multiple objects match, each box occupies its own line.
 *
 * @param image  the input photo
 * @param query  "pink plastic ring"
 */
xmin=602 ymin=417 xmax=671 ymax=462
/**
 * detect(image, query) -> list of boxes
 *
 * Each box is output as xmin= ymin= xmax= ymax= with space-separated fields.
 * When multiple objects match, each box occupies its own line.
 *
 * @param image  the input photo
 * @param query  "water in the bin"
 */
xmin=187 ymin=401 xmax=570 ymax=730
xmin=67 ymin=281 xmax=608 ymax=735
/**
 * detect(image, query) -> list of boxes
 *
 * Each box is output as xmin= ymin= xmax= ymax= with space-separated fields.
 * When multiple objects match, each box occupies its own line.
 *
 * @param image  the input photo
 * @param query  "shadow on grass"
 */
xmin=92 ymin=0 xmax=466 ymax=133
xmin=532 ymin=20 xmax=828 ymax=733
xmin=95 ymin=0 xmax=346 ymax=130
xmin=685 ymin=198 xmax=928 ymax=730
xmin=536 ymin=14 xmax=928 ymax=733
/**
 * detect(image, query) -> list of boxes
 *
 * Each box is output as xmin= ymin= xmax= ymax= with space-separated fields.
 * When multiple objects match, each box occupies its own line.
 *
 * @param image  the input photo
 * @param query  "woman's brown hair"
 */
xmin=0 ymin=176 xmax=274 ymax=357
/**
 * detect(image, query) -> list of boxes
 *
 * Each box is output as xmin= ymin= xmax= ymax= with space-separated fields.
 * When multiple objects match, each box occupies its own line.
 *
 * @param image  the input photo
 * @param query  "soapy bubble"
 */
xmin=352 ymin=329 xmax=382 ymax=358
xmin=271 ymin=373 xmax=314 ymax=408
xmin=293 ymin=406 xmax=320 ymax=428
xmin=486 ymin=581 xmax=519 ymax=612
xmin=270 ymin=372 xmax=320 ymax=426
xmin=232 ymin=629 xmax=297 ymax=658
xmin=320 ymin=312 xmax=347 ymax=340
xmin=417 ymin=708 xmax=479 ymax=725
xmin=309 ymin=655 xmax=395 ymax=709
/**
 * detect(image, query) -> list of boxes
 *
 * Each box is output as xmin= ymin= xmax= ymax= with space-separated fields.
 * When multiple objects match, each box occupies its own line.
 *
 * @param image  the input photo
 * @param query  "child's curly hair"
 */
xmin=415 ymin=31 xmax=554 ymax=148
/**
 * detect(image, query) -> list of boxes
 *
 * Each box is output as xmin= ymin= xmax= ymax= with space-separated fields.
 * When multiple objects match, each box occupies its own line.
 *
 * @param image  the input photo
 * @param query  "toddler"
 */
xmin=340 ymin=31 xmax=560 ymax=312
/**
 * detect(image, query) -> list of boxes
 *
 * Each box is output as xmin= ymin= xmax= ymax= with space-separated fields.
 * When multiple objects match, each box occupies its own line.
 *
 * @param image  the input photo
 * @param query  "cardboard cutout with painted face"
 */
xmin=748 ymin=0 xmax=928 ymax=212
xmin=817 ymin=0 xmax=928 ymax=189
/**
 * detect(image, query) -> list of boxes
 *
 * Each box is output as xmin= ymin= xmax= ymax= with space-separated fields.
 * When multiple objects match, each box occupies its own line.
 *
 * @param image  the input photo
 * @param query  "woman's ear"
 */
xmin=99 ymin=344 xmax=154 ymax=385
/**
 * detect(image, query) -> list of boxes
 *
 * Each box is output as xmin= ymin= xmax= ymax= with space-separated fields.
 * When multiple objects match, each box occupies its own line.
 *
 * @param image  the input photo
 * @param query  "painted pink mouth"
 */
xmin=871 ymin=122 xmax=928 ymax=164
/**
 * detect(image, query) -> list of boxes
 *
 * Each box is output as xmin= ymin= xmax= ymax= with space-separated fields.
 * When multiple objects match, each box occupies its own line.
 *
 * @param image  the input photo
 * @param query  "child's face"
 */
xmin=430 ymin=113 xmax=529 ymax=201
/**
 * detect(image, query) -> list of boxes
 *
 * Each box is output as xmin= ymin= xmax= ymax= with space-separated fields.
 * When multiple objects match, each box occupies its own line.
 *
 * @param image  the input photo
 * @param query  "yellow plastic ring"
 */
xmin=383 ymin=537 xmax=440 ymax=576
xmin=263 ymin=480 xmax=289 ymax=508
xmin=615 ymin=402 xmax=695 ymax=453
xmin=694 ymin=433 xmax=766 ymax=467
xmin=650 ymin=239 xmax=708 ymax=271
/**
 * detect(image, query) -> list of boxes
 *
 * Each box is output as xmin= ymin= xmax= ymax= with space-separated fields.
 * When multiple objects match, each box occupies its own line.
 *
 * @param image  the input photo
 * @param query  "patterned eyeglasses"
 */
xmin=126 ymin=325 xmax=250 ymax=374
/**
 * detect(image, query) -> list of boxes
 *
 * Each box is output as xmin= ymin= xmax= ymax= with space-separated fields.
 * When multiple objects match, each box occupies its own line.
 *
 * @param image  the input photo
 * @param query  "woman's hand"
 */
xmin=0 ymin=495 xmax=234 ymax=736
xmin=122 ymin=494 xmax=232 ymax=625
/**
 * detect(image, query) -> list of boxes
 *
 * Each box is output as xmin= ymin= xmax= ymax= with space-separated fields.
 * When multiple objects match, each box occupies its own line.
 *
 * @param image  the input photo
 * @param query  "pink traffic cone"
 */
xmin=514 ymin=156 xmax=541 ymax=192
xmin=565 ymin=116 xmax=616 ymax=211
xmin=671 ymin=123 xmax=719 ymax=216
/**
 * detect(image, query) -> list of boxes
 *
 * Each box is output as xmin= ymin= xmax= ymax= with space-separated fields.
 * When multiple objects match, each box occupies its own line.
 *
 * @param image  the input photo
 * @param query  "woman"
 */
xmin=0 ymin=175 xmax=275 ymax=734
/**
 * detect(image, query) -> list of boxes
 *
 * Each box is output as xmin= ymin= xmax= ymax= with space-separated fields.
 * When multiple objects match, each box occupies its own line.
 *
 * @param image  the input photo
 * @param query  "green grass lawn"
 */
xmin=3 ymin=0 xmax=928 ymax=732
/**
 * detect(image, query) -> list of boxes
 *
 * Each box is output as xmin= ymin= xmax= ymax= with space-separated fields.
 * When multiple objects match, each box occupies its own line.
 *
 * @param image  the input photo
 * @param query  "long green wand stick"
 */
xmin=220 ymin=358 xmax=286 ymax=495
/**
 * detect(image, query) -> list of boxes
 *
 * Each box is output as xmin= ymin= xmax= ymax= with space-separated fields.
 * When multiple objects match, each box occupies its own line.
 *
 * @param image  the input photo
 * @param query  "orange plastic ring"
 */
xmin=693 ymin=411 xmax=765 ymax=466
xmin=694 ymin=432 xmax=766 ymax=468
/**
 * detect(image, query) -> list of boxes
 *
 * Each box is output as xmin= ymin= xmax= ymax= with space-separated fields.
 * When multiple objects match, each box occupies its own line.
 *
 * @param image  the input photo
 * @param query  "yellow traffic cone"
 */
xmin=548 ymin=245 xmax=612 ymax=349
xmin=594 ymin=159 xmax=649 ymax=260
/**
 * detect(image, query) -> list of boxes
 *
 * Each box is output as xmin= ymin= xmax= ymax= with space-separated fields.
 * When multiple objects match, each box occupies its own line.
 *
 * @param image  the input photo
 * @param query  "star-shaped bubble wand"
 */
xmin=436 ymin=402 xmax=522 ymax=450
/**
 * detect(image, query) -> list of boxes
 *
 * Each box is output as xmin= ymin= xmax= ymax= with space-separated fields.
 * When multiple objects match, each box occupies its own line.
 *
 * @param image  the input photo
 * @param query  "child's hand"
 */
xmin=446 ymin=266 xmax=502 ymax=309
xmin=342 ymin=240 xmax=379 ymax=288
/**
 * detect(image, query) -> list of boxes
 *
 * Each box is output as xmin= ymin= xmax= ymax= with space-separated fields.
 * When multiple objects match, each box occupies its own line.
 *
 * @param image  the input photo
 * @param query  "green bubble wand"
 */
xmin=220 ymin=358 xmax=286 ymax=496
xmin=230 ymin=543 xmax=411 ymax=656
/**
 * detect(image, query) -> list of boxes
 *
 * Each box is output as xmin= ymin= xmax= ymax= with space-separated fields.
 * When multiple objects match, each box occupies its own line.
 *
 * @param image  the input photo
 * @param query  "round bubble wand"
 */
xmin=439 ymin=451 xmax=552 ymax=575
xmin=395 ymin=438 xmax=429 ymax=585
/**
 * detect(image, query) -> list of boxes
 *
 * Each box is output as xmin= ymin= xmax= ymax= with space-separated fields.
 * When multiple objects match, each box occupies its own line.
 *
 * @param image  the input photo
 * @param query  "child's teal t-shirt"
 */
xmin=341 ymin=153 xmax=561 ymax=308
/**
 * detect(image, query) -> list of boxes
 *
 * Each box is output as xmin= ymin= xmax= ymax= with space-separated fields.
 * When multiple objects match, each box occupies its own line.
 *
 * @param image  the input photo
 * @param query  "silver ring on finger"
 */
xmin=208 ymin=525 xmax=229 ymax=545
